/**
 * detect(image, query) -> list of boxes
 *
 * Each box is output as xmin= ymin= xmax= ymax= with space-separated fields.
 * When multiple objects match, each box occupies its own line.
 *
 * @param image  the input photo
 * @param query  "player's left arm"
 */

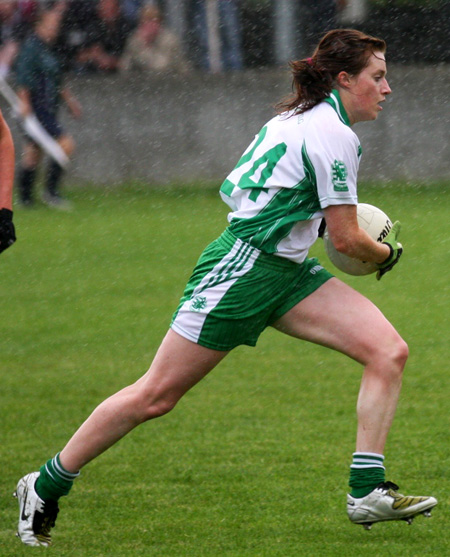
xmin=0 ymin=108 xmax=16 ymax=253
xmin=324 ymin=204 xmax=391 ymax=263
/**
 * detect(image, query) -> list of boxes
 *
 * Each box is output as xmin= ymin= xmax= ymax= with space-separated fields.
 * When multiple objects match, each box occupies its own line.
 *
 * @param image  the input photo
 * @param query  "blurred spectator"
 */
xmin=16 ymin=0 xmax=38 ymax=28
xmin=120 ymin=0 xmax=145 ymax=30
xmin=15 ymin=1 xmax=82 ymax=209
xmin=240 ymin=0 xmax=272 ymax=67
xmin=0 ymin=0 xmax=19 ymax=77
xmin=302 ymin=0 xmax=347 ymax=52
xmin=76 ymin=0 xmax=132 ymax=73
xmin=121 ymin=3 xmax=188 ymax=73
xmin=0 ymin=0 xmax=37 ymax=77
xmin=55 ymin=0 xmax=97 ymax=71
xmin=190 ymin=0 xmax=243 ymax=71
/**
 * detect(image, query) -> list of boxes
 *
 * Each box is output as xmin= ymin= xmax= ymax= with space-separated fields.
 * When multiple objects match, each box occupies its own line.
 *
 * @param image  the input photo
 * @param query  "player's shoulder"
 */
xmin=314 ymin=102 xmax=354 ymax=133
xmin=309 ymin=102 xmax=359 ymax=147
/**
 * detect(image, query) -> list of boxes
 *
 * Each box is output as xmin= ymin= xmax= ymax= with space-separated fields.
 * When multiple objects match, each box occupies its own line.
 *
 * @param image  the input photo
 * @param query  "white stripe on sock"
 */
xmin=53 ymin=454 xmax=80 ymax=480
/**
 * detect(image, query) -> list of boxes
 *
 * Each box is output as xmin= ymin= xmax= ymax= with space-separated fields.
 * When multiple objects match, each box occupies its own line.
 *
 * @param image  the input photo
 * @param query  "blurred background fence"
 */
xmin=2 ymin=0 xmax=449 ymax=186
xmin=30 ymin=63 xmax=449 ymax=186
xmin=170 ymin=0 xmax=450 ymax=67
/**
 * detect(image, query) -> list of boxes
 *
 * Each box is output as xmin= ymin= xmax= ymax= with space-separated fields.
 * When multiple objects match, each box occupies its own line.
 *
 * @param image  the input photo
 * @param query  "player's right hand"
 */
xmin=0 ymin=208 xmax=16 ymax=254
xmin=376 ymin=220 xmax=402 ymax=280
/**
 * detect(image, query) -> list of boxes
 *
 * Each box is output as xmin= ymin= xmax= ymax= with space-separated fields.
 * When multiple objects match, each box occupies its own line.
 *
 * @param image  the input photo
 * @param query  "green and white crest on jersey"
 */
xmin=331 ymin=159 xmax=349 ymax=192
xmin=190 ymin=295 xmax=207 ymax=312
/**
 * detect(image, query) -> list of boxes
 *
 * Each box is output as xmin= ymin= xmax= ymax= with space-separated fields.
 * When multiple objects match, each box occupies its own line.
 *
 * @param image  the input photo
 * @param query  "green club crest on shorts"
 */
xmin=332 ymin=159 xmax=349 ymax=192
xmin=190 ymin=296 xmax=207 ymax=312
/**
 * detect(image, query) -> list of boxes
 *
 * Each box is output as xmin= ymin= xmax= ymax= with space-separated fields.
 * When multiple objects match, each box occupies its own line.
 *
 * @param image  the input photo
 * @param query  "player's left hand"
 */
xmin=376 ymin=220 xmax=402 ymax=280
xmin=0 ymin=208 xmax=16 ymax=254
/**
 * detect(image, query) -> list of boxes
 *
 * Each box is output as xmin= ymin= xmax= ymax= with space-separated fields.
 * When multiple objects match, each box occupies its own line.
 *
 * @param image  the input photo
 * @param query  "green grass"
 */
xmin=1 ymin=182 xmax=448 ymax=556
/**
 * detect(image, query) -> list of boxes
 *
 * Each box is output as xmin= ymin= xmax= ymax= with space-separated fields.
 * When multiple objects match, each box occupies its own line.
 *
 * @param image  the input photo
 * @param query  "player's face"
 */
xmin=344 ymin=51 xmax=391 ymax=124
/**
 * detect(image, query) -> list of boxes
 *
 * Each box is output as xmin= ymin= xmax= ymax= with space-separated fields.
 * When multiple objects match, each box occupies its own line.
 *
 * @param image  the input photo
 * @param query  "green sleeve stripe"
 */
xmin=220 ymin=179 xmax=235 ymax=197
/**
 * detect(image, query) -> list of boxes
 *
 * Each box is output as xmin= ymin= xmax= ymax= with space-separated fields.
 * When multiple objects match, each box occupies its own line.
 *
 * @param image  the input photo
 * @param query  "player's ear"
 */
xmin=336 ymin=71 xmax=352 ymax=89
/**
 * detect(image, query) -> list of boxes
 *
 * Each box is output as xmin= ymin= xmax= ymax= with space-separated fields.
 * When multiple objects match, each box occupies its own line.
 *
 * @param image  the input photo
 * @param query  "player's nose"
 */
xmin=382 ymin=78 xmax=392 ymax=95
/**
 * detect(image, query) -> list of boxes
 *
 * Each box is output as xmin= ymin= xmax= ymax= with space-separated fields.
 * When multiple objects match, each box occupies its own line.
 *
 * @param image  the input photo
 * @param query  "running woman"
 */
xmin=15 ymin=29 xmax=436 ymax=546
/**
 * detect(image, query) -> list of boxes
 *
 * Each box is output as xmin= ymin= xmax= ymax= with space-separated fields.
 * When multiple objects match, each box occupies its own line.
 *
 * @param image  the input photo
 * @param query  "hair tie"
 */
xmin=306 ymin=57 xmax=314 ymax=66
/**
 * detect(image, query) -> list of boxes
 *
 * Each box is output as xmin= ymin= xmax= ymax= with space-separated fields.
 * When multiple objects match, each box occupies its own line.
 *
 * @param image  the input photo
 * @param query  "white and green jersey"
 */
xmin=220 ymin=89 xmax=361 ymax=264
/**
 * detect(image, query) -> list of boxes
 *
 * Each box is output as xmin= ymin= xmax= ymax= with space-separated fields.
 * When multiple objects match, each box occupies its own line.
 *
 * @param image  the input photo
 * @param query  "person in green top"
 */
xmin=14 ymin=29 xmax=436 ymax=547
xmin=15 ymin=1 xmax=81 ymax=209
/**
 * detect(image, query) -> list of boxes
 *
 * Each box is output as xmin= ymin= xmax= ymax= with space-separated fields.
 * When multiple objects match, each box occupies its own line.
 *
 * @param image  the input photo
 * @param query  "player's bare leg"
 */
xmin=272 ymin=277 xmax=437 ymax=527
xmin=15 ymin=330 xmax=228 ymax=545
xmin=273 ymin=277 xmax=406 ymax=454
xmin=59 ymin=330 xmax=228 ymax=472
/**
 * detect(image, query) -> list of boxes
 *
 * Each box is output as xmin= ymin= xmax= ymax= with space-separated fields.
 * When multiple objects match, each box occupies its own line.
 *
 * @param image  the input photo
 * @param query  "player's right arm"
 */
xmin=0 ymin=108 xmax=16 ymax=253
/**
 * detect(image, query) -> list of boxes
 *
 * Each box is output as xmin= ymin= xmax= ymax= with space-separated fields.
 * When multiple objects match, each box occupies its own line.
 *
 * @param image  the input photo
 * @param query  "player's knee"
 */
xmin=379 ymin=334 xmax=409 ymax=378
xmin=367 ymin=329 xmax=408 ymax=379
xmin=141 ymin=394 xmax=178 ymax=421
xmin=397 ymin=337 xmax=409 ymax=365
xmin=393 ymin=337 xmax=409 ymax=372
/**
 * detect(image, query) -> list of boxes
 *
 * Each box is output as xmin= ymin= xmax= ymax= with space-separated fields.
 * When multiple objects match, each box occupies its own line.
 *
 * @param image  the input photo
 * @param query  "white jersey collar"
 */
xmin=324 ymin=89 xmax=351 ymax=127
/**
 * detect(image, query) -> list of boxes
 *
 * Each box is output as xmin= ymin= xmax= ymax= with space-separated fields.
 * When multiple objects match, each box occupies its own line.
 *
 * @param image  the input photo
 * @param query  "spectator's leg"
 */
xmin=17 ymin=141 xmax=41 ymax=206
xmin=219 ymin=0 xmax=243 ymax=70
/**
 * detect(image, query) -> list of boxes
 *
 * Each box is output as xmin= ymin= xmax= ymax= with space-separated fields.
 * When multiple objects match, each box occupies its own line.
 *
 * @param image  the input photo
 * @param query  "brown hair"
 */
xmin=276 ymin=29 xmax=386 ymax=115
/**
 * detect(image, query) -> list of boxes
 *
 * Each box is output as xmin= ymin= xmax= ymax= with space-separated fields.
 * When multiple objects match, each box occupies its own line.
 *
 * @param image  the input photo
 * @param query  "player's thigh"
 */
xmin=272 ymin=277 xmax=403 ymax=365
xmin=134 ymin=329 xmax=229 ymax=404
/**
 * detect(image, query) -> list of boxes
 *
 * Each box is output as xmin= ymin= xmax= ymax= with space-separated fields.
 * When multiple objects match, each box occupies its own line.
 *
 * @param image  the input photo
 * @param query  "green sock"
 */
xmin=35 ymin=453 xmax=80 ymax=501
xmin=349 ymin=452 xmax=385 ymax=498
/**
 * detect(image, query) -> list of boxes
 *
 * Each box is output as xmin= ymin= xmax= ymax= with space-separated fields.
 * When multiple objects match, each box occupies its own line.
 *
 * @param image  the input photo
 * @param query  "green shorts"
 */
xmin=171 ymin=228 xmax=333 ymax=351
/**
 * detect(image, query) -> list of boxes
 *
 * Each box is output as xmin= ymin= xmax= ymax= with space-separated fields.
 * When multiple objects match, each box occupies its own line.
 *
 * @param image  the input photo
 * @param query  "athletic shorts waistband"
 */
xmin=218 ymin=228 xmax=302 ymax=272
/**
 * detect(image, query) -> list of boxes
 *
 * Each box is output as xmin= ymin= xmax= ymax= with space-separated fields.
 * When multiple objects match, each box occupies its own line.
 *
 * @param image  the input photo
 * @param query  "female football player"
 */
xmin=15 ymin=28 xmax=436 ymax=546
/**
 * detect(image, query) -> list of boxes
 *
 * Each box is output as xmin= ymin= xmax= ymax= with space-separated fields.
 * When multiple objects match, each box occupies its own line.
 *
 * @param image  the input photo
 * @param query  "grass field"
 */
xmin=1 ymin=182 xmax=448 ymax=556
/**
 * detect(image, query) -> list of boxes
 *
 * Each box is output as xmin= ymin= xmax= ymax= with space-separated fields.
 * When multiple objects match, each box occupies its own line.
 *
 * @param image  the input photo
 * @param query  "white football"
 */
xmin=323 ymin=203 xmax=392 ymax=276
